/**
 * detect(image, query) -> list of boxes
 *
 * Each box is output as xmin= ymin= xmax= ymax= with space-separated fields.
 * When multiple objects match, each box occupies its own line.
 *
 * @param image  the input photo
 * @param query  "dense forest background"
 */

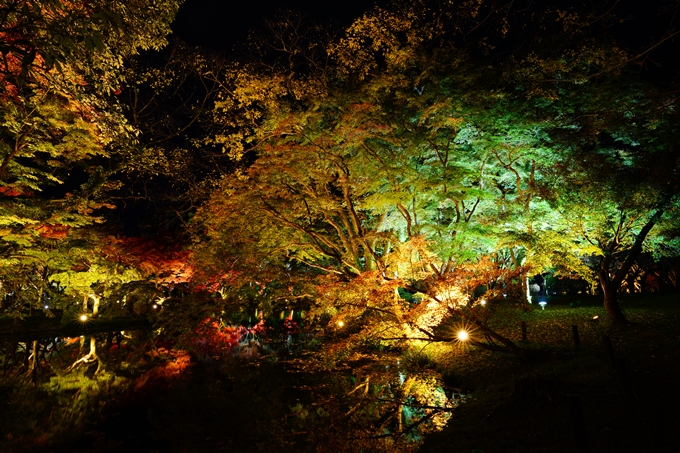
xmin=0 ymin=0 xmax=679 ymax=451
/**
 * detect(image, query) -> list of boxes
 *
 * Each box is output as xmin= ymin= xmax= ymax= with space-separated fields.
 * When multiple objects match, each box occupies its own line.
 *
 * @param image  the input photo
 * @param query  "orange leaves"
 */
xmin=102 ymin=236 xmax=195 ymax=287
xmin=0 ymin=186 xmax=34 ymax=197
xmin=269 ymin=115 xmax=303 ymax=136
xmin=313 ymin=255 xmax=528 ymax=348
xmin=36 ymin=223 xmax=70 ymax=240
xmin=433 ymin=256 xmax=526 ymax=300
xmin=347 ymin=102 xmax=375 ymax=113
xmin=133 ymin=349 xmax=192 ymax=390
xmin=329 ymin=7 xmax=420 ymax=78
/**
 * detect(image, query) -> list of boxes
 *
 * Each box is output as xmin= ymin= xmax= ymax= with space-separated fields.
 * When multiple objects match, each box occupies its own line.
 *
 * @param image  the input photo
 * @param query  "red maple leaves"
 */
xmin=102 ymin=236 xmax=195 ymax=287
xmin=191 ymin=317 xmax=268 ymax=360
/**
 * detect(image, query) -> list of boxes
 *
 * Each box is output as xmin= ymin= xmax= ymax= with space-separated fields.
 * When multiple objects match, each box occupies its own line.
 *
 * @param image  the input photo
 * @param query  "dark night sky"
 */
xmin=171 ymin=0 xmax=389 ymax=52
xmin=171 ymin=0 xmax=679 ymax=81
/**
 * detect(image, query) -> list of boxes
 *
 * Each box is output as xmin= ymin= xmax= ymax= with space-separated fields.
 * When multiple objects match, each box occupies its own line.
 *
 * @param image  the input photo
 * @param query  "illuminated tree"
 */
xmin=506 ymin=3 xmax=680 ymax=325
xmin=539 ymin=79 xmax=680 ymax=326
xmin=195 ymin=11 xmax=560 ymax=356
xmin=196 ymin=0 xmax=680 ymax=338
xmin=0 ymin=0 xmax=182 ymax=308
xmin=0 ymin=0 xmax=183 ymax=191
xmin=0 ymin=0 xmax=181 ymax=91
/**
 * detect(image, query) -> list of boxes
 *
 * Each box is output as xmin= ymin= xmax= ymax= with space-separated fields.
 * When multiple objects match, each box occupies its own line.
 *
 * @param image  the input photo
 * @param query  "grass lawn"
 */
xmin=419 ymin=292 xmax=680 ymax=453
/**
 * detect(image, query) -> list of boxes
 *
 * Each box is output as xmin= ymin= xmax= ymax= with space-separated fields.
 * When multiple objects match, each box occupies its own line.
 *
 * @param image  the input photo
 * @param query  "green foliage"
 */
xmin=0 ymin=0 xmax=182 ymax=318
xmin=0 ymin=91 xmax=107 ymax=189
xmin=193 ymin=0 xmax=679 ymax=332
xmin=0 ymin=2 xmax=679 ymax=450
xmin=0 ymin=0 xmax=182 ymax=92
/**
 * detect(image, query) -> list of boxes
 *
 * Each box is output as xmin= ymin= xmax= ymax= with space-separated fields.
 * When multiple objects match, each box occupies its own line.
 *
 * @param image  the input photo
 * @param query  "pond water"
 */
xmin=1 ymin=327 xmax=464 ymax=452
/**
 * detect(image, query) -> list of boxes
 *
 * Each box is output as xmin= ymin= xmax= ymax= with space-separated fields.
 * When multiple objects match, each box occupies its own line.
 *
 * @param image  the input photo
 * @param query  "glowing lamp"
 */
xmin=152 ymin=304 xmax=158 ymax=309
xmin=480 ymin=299 xmax=486 ymax=306
xmin=539 ymin=301 xmax=547 ymax=310
xmin=457 ymin=330 xmax=469 ymax=341
xmin=338 ymin=321 xmax=345 ymax=327
xmin=44 ymin=305 xmax=49 ymax=309
xmin=79 ymin=314 xmax=88 ymax=322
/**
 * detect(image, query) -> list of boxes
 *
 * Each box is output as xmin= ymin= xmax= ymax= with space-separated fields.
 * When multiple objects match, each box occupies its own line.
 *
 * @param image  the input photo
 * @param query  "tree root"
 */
xmin=67 ymin=337 xmax=103 ymax=376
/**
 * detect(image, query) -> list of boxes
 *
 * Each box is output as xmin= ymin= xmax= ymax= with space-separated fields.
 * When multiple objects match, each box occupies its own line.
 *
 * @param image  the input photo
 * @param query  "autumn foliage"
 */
xmin=35 ymin=224 xmax=70 ymax=240
xmin=101 ymin=236 xmax=195 ymax=287
xmin=190 ymin=317 xmax=268 ymax=360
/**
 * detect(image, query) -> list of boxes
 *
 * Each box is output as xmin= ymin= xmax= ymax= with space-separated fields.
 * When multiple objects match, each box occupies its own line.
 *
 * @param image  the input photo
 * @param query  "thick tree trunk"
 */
xmin=601 ymin=279 xmax=629 ymax=328
xmin=598 ymin=209 xmax=664 ymax=328
xmin=599 ymin=253 xmax=631 ymax=328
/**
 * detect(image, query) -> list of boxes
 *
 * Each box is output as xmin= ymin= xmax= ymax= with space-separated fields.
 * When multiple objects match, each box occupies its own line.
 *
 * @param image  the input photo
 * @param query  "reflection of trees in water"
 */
xmin=0 ymin=330 xmax=151 ymax=382
xmin=157 ymin=321 xmax=463 ymax=449
xmin=295 ymin=354 xmax=464 ymax=449
xmin=1 ymin=328 xmax=462 ymax=452
xmin=145 ymin=351 xmax=463 ymax=452
xmin=0 ymin=329 xmax=184 ymax=448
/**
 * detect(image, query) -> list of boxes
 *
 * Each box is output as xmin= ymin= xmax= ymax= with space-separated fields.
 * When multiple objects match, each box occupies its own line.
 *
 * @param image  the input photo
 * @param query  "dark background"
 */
xmin=171 ymin=0 xmax=390 ymax=51
xmin=171 ymin=0 xmax=680 ymax=81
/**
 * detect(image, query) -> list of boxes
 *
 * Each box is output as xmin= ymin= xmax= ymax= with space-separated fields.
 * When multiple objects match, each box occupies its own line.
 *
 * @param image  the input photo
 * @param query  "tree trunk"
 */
xmin=524 ymin=274 xmax=532 ymax=307
xmin=598 ymin=209 xmax=664 ymax=328
xmin=601 ymin=279 xmax=628 ymax=328
xmin=599 ymin=256 xmax=629 ymax=328
xmin=27 ymin=340 xmax=39 ymax=383
xmin=598 ymin=209 xmax=664 ymax=327
xmin=90 ymin=294 xmax=100 ymax=317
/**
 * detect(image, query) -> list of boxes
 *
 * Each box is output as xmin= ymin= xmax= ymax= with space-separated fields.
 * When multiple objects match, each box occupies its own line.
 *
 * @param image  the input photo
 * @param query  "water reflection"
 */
xmin=0 ymin=323 xmax=465 ymax=452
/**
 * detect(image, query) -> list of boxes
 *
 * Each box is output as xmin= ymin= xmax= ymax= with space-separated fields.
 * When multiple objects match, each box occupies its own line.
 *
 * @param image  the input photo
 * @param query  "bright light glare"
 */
xmin=152 ymin=304 xmax=158 ymax=309
xmin=480 ymin=299 xmax=486 ymax=306
xmin=457 ymin=330 xmax=469 ymax=341
xmin=338 ymin=321 xmax=344 ymax=327
xmin=79 ymin=314 xmax=88 ymax=322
